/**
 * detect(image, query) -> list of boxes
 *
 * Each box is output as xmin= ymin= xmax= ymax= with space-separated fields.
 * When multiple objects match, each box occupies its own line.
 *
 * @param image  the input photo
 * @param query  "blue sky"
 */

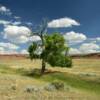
xmin=0 ymin=0 xmax=100 ymax=54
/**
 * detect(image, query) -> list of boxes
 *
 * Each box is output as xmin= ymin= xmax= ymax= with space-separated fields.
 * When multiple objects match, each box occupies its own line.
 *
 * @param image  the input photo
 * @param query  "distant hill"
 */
xmin=0 ymin=54 xmax=28 ymax=59
xmin=71 ymin=53 xmax=100 ymax=58
xmin=0 ymin=53 xmax=100 ymax=59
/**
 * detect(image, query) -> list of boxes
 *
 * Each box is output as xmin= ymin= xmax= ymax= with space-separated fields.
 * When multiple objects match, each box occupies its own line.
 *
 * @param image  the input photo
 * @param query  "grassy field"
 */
xmin=0 ymin=57 xmax=100 ymax=100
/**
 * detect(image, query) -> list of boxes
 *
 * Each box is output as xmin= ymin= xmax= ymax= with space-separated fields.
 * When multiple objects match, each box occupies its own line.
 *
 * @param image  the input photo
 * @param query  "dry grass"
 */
xmin=0 ymin=73 xmax=99 ymax=100
xmin=0 ymin=57 xmax=100 ymax=100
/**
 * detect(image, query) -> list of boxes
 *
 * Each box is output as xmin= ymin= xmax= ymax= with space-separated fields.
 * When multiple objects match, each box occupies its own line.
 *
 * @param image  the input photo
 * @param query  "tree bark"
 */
xmin=40 ymin=33 xmax=46 ymax=75
xmin=41 ymin=59 xmax=46 ymax=75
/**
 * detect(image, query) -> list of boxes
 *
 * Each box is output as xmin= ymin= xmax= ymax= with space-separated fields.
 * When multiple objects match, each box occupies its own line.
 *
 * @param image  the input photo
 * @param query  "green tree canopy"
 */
xmin=42 ymin=33 xmax=72 ymax=67
xmin=28 ymin=33 xmax=72 ymax=74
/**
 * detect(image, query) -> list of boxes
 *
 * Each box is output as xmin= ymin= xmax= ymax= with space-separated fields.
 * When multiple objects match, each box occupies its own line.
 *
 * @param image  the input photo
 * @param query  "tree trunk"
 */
xmin=41 ymin=59 xmax=46 ymax=75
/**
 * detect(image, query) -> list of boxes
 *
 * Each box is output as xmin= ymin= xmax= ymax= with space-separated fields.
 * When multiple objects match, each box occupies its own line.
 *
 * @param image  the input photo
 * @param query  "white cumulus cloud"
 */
xmin=64 ymin=31 xmax=87 ymax=45
xmin=12 ymin=21 xmax=21 ymax=25
xmin=0 ymin=42 xmax=19 ymax=54
xmin=48 ymin=17 xmax=80 ymax=28
xmin=69 ymin=43 xmax=100 ymax=55
xmin=20 ymin=49 xmax=28 ymax=54
xmin=69 ymin=48 xmax=81 ymax=55
xmin=14 ymin=16 xmax=21 ymax=19
xmin=3 ymin=25 xmax=31 ymax=44
xmin=0 ymin=47 xmax=4 ymax=51
xmin=0 ymin=5 xmax=12 ymax=15
xmin=29 ymin=35 xmax=41 ymax=42
xmin=96 ymin=37 xmax=100 ymax=41
xmin=79 ymin=43 xmax=100 ymax=54
xmin=0 ymin=50 xmax=18 ymax=54
xmin=0 ymin=20 xmax=22 ymax=26
xmin=0 ymin=47 xmax=5 ymax=54
xmin=0 ymin=20 xmax=11 ymax=26
xmin=0 ymin=42 xmax=19 ymax=50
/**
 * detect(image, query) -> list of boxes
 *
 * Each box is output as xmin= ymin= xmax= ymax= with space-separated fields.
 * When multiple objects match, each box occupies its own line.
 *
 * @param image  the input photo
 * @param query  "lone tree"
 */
xmin=28 ymin=20 xmax=72 ymax=74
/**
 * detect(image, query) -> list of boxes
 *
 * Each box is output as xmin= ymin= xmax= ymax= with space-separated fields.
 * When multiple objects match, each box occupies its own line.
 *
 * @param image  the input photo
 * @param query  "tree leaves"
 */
xmin=28 ymin=33 xmax=72 ymax=68
xmin=28 ymin=42 xmax=39 ymax=60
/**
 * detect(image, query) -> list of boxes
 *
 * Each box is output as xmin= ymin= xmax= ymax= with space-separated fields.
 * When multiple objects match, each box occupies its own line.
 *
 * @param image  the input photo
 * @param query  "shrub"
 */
xmin=51 ymin=80 xmax=64 ymax=90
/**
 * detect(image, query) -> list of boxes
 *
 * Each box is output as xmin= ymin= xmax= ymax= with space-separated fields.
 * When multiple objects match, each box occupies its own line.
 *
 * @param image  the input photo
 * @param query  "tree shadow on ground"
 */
xmin=22 ymin=68 xmax=60 ymax=78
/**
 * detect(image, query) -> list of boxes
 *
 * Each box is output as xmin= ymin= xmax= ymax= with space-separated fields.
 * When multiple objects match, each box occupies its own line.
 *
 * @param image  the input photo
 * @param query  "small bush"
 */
xmin=51 ymin=80 xmax=64 ymax=90
xmin=24 ymin=85 xmax=40 ymax=93
xmin=44 ymin=84 xmax=56 ymax=91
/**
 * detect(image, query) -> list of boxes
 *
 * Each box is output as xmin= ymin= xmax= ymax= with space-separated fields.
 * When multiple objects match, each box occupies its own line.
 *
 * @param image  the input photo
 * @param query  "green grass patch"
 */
xmin=0 ymin=64 xmax=28 ymax=75
xmin=0 ymin=64 xmax=100 ymax=94
xmin=40 ymin=72 xmax=100 ymax=94
xmin=0 ymin=64 xmax=15 ymax=74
